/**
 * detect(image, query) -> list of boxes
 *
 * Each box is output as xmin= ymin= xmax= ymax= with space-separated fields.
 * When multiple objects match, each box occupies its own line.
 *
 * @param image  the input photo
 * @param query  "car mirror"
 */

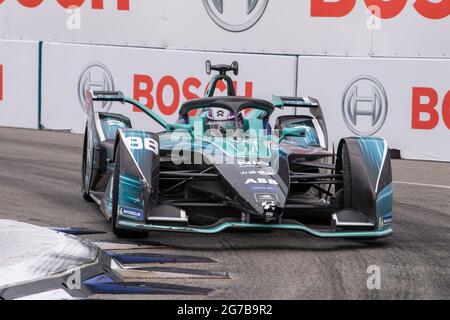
xmin=279 ymin=127 xmax=306 ymax=143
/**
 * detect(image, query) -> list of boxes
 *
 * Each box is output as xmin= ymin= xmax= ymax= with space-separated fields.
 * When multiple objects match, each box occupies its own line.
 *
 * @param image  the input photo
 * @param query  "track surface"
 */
xmin=0 ymin=127 xmax=449 ymax=300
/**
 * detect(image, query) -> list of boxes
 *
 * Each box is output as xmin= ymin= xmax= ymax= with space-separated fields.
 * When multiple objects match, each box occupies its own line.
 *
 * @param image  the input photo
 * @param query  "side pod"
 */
xmin=335 ymin=137 xmax=393 ymax=231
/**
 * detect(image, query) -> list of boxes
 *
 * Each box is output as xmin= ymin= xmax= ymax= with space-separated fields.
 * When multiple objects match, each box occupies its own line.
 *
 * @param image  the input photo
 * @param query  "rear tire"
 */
xmin=111 ymin=148 xmax=149 ymax=239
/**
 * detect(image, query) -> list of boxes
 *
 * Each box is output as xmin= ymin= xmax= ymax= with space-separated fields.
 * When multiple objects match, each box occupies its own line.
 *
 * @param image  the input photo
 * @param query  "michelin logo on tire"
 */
xmin=119 ymin=206 xmax=144 ymax=221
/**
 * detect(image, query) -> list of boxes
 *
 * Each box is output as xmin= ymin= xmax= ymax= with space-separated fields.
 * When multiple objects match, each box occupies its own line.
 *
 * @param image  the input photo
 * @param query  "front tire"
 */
xmin=111 ymin=148 xmax=148 ymax=239
xmin=81 ymin=126 xmax=93 ymax=202
xmin=342 ymin=143 xmax=352 ymax=208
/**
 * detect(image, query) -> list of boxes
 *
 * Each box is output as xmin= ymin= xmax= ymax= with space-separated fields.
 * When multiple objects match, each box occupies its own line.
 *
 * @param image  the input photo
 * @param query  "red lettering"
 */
xmin=364 ymin=0 xmax=407 ymax=19
xmin=233 ymin=81 xmax=254 ymax=97
xmin=311 ymin=0 xmax=449 ymax=19
xmin=0 ymin=65 xmax=3 ymax=101
xmin=216 ymin=80 xmax=227 ymax=93
xmin=134 ymin=74 xmax=254 ymax=117
xmin=204 ymin=80 xmax=226 ymax=96
xmin=133 ymin=74 xmax=154 ymax=112
xmin=57 ymin=0 xmax=85 ymax=8
xmin=182 ymin=77 xmax=201 ymax=117
xmin=413 ymin=0 xmax=450 ymax=19
xmin=311 ymin=0 xmax=356 ymax=17
xmin=9 ymin=0 xmax=130 ymax=9
xmin=443 ymin=91 xmax=450 ymax=130
xmin=204 ymin=80 xmax=253 ymax=97
xmin=182 ymin=77 xmax=201 ymax=101
xmin=92 ymin=0 xmax=129 ymax=10
xmin=232 ymin=81 xmax=239 ymax=94
xmin=243 ymin=82 xmax=253 ymax=98
xmin=156 ymin=76 xmax=180 ymax=116
xmin=17 ymin=0 xmax=44 ymax=7
xmin=412 ymin=87 xmax=440 ymax=130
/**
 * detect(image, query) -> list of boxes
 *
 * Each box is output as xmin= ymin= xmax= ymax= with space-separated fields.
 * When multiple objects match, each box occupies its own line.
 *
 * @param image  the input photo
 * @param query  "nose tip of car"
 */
xmin=262 ymin=202 xmax=282 ymax=223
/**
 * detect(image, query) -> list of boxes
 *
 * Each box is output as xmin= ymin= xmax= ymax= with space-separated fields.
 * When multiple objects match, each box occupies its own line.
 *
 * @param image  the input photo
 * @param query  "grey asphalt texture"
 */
xmin=0 ymin=127 xmax=448 ymax=300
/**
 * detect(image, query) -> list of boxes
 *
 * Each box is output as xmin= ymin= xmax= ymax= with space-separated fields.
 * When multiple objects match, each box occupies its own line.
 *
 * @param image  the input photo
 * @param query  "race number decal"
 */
xmin=125 ymin=136 xmax=159 ymax=155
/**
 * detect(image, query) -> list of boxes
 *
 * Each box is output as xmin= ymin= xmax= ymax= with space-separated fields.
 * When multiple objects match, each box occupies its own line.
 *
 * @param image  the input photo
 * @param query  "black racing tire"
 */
xmin=342 ymin=143 xmax=352 ymax=208
xmin=111 ymin=148 xmax=149 ymax=239
xmin=81 ymin=126 xmax=93 ymax=202
xmin=82 ymin=192 xmax=93 ymax=202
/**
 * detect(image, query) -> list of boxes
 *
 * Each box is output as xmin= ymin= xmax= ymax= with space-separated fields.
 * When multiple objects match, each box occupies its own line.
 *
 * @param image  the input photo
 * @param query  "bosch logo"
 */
xmin=0 ymin=0 xmax=130 ymax=10
xmin=412 ymin=87 xmax=450 ymax=130
xmin=203 ymin=0 xmax=269 ymax=32
xmin=311 ymin=0 xmax=449 ymax=19
xmin=342 ymin=75 xmax=388 ymax=136
xmin=133 ymin=74 xmax=253 ymax=116
xmin=78 ymin=62 xmax=115 ymax=113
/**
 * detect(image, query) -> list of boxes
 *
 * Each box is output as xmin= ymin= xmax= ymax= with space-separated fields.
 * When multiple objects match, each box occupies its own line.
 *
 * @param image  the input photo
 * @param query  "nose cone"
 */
xmin=214 ymin=160 xmax=289 ymax=217
xmin=262 ymin=201 xmax=283 ymax=222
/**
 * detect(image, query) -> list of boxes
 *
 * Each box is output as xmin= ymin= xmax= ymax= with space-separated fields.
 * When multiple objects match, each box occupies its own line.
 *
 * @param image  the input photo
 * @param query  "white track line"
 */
xmin=394 ymin=181 xmax=450 ymax=190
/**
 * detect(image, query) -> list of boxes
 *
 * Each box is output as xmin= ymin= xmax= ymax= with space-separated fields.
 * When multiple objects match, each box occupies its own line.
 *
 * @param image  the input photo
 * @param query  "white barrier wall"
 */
xmin=0 ymin=1 xmax=448 ymax=57
xmin=165 ymin=0 xmax=450 ymax=58
xmin=297 ymin=56 xmax=450 ymax=161
xmin=0 ymin=0 xmax=163 ymax=48
xmin=41 ymin=43 xmax=297 ymax=133
xmin=0 ymin=40 xmax=39 ymax=129
xmin=0 ymin=1 xmax=449 ymax=161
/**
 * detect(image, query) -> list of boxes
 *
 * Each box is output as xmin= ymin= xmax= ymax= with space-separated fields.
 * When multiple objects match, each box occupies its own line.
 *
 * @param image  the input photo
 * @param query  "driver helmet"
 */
xmin=207 ymin=108 xmax=235 ymax=121
xmin=206 ymin=108 xmax=235 ymax=134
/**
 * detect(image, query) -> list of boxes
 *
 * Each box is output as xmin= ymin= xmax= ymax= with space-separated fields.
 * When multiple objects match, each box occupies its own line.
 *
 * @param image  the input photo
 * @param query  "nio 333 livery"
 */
xmin=81 ymin=61 xmax=393 ymax=239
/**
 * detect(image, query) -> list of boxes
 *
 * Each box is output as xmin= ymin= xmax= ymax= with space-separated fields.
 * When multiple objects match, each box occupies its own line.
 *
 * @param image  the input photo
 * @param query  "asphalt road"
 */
xmin=0 ymin=127 xmax=449 ymax=300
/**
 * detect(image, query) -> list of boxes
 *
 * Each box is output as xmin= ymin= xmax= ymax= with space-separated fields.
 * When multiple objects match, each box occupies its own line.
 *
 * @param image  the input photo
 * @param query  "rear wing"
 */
xmin=85 ymin=90 xmax=192 ymax=133
xmin=272 ymin=96 xmax=319 ymax=108
xmin=91 ymin=90 xmax=125 ymax=102
xmin=272 ymin=95 xmax=328 ymax=149
xmin=85 ymin=90 xmax=169 ymax=130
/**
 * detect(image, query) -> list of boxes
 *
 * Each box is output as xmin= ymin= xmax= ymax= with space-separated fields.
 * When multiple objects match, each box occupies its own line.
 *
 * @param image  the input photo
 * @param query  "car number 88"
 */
xmin=125 ymin=137 xmax=159 ymax=155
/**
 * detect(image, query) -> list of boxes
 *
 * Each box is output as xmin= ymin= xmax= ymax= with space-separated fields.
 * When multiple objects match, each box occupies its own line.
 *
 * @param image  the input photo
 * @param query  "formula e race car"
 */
xmin=81 ymin=61 xmax=393 ymax=239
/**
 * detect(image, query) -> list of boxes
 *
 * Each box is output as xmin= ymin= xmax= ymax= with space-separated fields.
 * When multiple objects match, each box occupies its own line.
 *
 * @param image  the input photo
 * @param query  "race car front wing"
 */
xmin=117 ymin=218 xmax=393 ymax=239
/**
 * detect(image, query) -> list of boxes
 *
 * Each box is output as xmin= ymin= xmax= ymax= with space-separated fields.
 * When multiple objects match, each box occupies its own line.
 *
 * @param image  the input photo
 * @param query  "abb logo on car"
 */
xmin=412 ymin=87 xmax=450 ymax=130
xmin=311 ymin=0 xmax=449 ymax=19
xmin=0 ymin=0 xmax=129 ymax=10
xmin=133 ymin=74 xmax=253 ymax=116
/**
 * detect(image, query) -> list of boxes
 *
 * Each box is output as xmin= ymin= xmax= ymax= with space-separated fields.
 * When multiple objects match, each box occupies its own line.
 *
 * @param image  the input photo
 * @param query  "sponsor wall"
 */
xmin=166 ymin=0 xmax=450 ymax=58
xmin=0 ymin=1 xmax=448 ymax=57
xmin=0 ymin=1 xmax=449 ymax=161
xmin=297 ymin=56 xmax=450 ymax=161
xmin=0 ymin=0 xmax=163 ymax=48
xmin=41 ymin=43 xmax=297 ymax=133
xmin=0 ymin=40 xmax=39 ymax=129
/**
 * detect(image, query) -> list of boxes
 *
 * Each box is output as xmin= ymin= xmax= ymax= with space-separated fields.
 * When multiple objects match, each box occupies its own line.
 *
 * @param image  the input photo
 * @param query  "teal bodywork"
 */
xmin=118 ymin=219 xmax=392 ymax=238
xmin=376 ymin=184 xmax=393 ymax=230
xmin=117 ymin=174 xmax=143 ymax=222
xmin=85 ymin=89 xmax=393 ymax=239
xmin=337 ymin=136 xmax=393 ymax=232
xmin=358 ymin=137 xmax=393 ymax=230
